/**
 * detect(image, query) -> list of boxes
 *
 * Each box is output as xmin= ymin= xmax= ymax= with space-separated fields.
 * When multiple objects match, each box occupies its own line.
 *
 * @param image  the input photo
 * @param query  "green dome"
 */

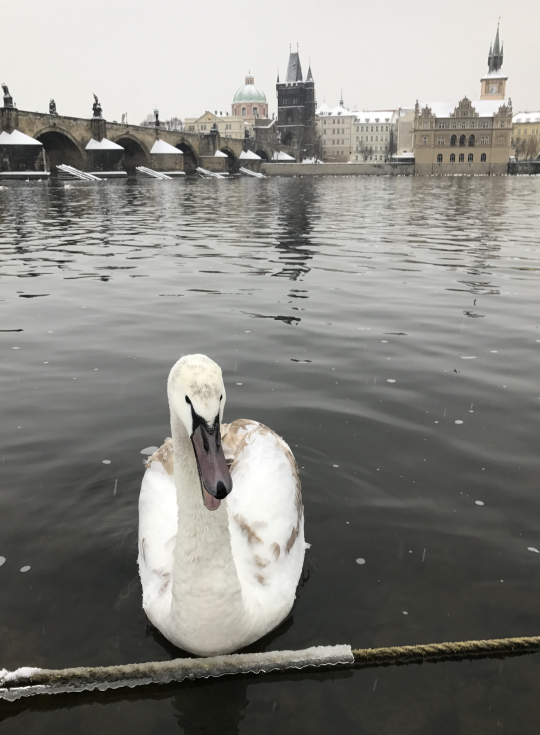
xmin=233 ymin=78 xmax=267 ymax=103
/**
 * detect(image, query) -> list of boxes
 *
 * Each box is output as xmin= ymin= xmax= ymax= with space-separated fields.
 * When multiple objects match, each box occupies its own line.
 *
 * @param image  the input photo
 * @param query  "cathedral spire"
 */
xmin=488 ymin=22 xmax=504 ymax=73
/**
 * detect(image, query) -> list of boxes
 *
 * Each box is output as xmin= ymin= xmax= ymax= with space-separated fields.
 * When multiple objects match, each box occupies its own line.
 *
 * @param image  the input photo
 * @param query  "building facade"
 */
xmin=350 ymin=110 xmax=399 ymax=162
xmin=231 ymin=75 xmax=269 ymax=123
xmin=512 ymin=111 xmax=540 ymax=160
xmin=412 ymin=25 xmax=513 ymax=175
xmin=316 ymin=101 xmax=356 ymax=162
xmin=184 ymin=111 xmax=245 ymax=139
xmin=276 ymin=50 xmax=317 ymax=159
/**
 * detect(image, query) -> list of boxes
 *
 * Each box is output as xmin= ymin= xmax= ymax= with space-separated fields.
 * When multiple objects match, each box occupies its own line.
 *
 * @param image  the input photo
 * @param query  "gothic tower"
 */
xmin=480 ymin=23 xmax=507 ymax=100
xmin=276 ymin=49 xmax=316 ymax=159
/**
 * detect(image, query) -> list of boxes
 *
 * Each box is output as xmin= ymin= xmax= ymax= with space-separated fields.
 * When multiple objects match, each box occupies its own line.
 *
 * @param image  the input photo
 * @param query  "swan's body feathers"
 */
xmin=138 ymin=420 xmax=304 ymax=653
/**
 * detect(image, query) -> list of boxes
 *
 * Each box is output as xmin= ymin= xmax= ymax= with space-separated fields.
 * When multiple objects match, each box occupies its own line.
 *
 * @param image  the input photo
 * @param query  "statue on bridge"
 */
xmin=49 ymin=99 xmax=57 ymax=116
xmin=210 ymin=122 xmax=218 ymax=134
xmin=244 ymin=127 xmax=250 ymax=139
xmin=92 ymin=94 xmax=103 ymax=118
xmin=2 ymin=84 xmax=14 ymax=109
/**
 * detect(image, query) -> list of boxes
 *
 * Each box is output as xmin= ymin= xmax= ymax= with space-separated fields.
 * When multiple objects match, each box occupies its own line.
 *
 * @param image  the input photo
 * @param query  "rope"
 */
xmin=352 ymin=635 xmax=540 ymax=666
xmin=2 ymin=636 xmax=540 ymax=701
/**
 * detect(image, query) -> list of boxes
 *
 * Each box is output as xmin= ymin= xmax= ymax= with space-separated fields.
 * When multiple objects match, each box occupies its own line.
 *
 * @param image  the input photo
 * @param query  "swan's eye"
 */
xmin=185 ymin=396 xmax=192 ymax=405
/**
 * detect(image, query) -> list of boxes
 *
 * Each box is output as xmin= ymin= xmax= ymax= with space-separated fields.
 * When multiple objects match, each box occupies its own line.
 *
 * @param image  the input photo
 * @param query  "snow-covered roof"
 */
xmin=85 ymin=138 xmax=124 ymax=151
xmin=214 ymin=150 xmax=228 ymax=157
xmin=0 ymin=129 xmax=42 ymax=146
xmin=513 ymin=111 xmax=540 ymax=124
xmin=239 ymin=150 xmax=261 ymax=160
xmin=480 ymin=69 xmax=508 ymax=80
xmin=272 ymin=150 xmax=295 ymax=161
xmin=354 ymin=109 xmax=399 ymax=124
xmin=150 ymin=139 xmax=182 ymax=154
xmin=418 ymin=100 xmax=508 ymax=118
xmin=317 ymin=103 xmax=356 ymax=117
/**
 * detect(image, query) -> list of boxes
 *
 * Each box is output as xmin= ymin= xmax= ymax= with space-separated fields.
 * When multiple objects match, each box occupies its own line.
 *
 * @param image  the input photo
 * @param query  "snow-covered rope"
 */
xmin=2 ymin=635 xmax=540 ymax=701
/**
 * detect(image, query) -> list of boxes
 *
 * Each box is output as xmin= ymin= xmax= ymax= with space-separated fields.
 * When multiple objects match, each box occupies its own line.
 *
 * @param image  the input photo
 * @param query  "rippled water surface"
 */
xmin=1 ymin=176 xmax=540 ymax=733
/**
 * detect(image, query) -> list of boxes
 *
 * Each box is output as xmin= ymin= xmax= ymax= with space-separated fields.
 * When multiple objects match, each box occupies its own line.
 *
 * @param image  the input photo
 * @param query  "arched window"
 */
xmin=450 ymin=134 xmax=457 ymax=146
xmin=468 ymin=153 xmax=474 ymax=162
xmin=450 ymin=153 xmax=455 ymax=162
xmin=468 ymin=134 xmax=475 ymax=146
xmin=241 ymin=107 xmax=246 ymax=116
xmin=437 ymin=153 xmax=443 ymax=163
xmin=459 ymin=134 xmax=466 ymax=146
xmin=253 ymin=107 xmax=258 ymax=117
xmin=481 ymin=153 xmax=486 ymax=162
xmin=459 ymin=153 xmax=464 ymax=162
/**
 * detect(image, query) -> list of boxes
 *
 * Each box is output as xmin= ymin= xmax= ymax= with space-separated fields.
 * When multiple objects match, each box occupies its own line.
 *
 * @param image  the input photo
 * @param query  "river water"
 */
xmin=0 ymin=175 xmax=539 ymax=733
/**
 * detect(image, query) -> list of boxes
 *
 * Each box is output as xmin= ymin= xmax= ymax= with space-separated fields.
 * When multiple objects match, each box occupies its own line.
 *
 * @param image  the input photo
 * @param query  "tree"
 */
xmin=525 ymin=136 xmax=538 ymax=160
xmin=359 ymin=142 xmax=374 ymax=162
xmin=384 ymin=129 xmax=397 ymax=161
xmin=139 ymin=114 xmax=154 ymax=127
xmin=164 ymin=117 xmax=183 ymax=132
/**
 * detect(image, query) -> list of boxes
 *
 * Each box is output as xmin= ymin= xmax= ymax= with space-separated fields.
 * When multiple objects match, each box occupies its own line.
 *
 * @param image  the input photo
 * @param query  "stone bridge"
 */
xmin=0 ymin=107 xmax=295 ymax=175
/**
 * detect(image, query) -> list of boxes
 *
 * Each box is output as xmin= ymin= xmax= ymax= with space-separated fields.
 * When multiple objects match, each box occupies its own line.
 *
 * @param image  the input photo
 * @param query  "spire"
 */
xmin=306 ymin=62 xmax=314 ymax=83
xmin=488 ymin=22 xmax=504 ymax=73
xmin=285 ymin=48 xmax=303 ymax=83
xmin=277 ymin=69 xmax=280 ymax=83
xmin=340 ymin=89 xmax=344 ymax=107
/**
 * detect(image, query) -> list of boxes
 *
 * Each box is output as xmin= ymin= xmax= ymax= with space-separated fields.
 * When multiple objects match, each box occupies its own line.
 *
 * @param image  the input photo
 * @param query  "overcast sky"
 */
xmin=3 ymin=0 xmax=538 ymax=124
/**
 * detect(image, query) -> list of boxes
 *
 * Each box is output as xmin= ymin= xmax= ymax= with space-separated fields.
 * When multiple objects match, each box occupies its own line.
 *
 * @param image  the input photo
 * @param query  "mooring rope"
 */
xmin=2 ymin=636 xmax=540 ymax=701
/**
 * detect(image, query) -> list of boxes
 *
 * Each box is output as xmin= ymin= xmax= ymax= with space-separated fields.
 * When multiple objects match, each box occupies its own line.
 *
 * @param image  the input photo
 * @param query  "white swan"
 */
xmin=138 ymin=354 xmax=305 ymax=656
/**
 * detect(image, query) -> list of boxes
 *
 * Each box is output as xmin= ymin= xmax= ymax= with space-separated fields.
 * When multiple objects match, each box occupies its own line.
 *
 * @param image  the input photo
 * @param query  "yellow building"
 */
xmin=512 ymin=112 xmax=540 ymax=160
xmin=412 ymin=26 xmax=513 ymax=175
xmin=184 ymin=111 xmax=245 ymax=139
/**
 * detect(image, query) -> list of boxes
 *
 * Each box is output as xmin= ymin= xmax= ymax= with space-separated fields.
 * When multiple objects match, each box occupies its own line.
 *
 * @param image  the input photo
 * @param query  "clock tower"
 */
xmin=480 ymin=23 xmax=507 ymax=100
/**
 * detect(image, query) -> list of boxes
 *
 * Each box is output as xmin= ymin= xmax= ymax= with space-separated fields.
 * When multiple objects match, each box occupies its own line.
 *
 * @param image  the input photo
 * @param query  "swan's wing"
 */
xmin=221 ymin=420 xmax=305 ymax=613
xmin=138 ymin=438 xmax=177 ymax=610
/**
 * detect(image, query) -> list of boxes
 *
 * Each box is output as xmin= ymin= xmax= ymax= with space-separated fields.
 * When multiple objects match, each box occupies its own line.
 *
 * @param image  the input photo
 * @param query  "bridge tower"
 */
xmin=276 ymin=49 xmax=316 ymax=160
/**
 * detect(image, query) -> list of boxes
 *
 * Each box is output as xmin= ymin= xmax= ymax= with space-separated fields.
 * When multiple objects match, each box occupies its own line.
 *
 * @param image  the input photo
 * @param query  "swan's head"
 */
xmin=168 ymin=354 xmax=232 ymax=511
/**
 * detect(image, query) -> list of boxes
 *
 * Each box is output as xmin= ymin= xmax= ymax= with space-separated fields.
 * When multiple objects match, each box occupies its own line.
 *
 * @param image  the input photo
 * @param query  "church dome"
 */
xmin=233 ymin=75 xmax=267 ymax=103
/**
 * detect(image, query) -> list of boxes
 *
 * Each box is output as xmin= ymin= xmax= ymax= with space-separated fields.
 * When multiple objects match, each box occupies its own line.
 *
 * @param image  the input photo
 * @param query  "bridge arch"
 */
xmin=34 ymin=126 xmax=86 ymax=173
xmin=175 ymin=140 xmax=199 ymax=174
xmin=219 ymin=147 xmax=238 ymax=173
xmin=111 ymin=135 xmax=150 ymax=173
xmin=255 ymin=148 xmax=270 ymax=162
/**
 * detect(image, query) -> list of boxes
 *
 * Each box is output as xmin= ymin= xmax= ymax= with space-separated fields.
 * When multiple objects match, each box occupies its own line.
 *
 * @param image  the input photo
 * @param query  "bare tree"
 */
xmin=359 ymin=142 xmax=373 ymax=162
xmin=164 ymin=116 xmax=184 ymax=132
xmin=384 ymin=129 xmax=397 ymax=161
xmin=525 ymin=136 xmax=539 ymax=160
xmin=139 ymin=114 xmax=154 ymax=127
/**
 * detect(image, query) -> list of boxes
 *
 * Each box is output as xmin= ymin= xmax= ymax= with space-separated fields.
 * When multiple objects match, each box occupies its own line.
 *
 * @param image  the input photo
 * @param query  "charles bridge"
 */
xmin=0 ymin=93 xmax=295 ymax=176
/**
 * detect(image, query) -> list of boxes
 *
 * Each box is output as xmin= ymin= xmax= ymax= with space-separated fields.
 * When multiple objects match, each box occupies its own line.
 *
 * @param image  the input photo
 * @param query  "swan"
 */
xmin=138 ymin=354 xmax=305 ymax=656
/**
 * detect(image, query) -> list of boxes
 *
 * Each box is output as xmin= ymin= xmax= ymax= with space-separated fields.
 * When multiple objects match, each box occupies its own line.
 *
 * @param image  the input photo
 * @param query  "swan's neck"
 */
xmin=169 ymin=408 xmax=244 ymax=645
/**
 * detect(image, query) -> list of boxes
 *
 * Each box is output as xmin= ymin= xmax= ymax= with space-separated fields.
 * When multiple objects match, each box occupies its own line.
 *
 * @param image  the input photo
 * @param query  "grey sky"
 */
xmin=3 ymin=0 xmax=538 ymax=124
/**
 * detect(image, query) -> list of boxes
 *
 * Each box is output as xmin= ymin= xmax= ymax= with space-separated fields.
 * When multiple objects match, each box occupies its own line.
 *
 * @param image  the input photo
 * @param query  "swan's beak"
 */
xmin=191 ymin=421 xmax=233 ymax=511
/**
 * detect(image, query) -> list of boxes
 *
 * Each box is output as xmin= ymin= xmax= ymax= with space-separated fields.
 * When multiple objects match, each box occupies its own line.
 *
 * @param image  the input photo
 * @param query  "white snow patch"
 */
xmin=239 ymin=150 xmax=261 ymax=160
xmin=527 ymin=547 xmax=539 ymax=553
xmin=150 ymin=139 xmax=182 ymax=155
xmin=102 ymin=459 xmax=111 ymax=464
xmin=356 ymin=558 xmax=366 ymax=565
xmin=20 ymin=566 xmax=30 ymax=573
xmin=455 ymin=420 xmax=463 ymax=425
xmin=85 ymin=138 xmax=124 ymax=151
xmin=0 ymin=557 xmax=5 ymax=567
xmin=461 ymin=356 xmax=476 ymax=359
xmin=475 ymin=500 xmax=484 ymax=506
xmin=387 ymin=379 xmax=396 ymax=383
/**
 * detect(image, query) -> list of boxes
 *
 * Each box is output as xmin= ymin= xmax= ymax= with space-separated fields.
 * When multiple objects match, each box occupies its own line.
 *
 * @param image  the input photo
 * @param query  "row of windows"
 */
xmin=423 ymin=134 xmax=490 ymax=146
xmin=423 ymin=120 xmax=495 ymax=130
xmin=356 ymin=135 xmax=389 ymax=142
xmin=356 ymin=125 xmax=390 ymax=133
xmin=436 ymin=153 xmax=487 ymax=163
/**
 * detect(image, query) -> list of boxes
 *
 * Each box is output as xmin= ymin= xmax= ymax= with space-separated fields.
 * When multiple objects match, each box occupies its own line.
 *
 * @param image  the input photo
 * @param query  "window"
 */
xmin=437 ymin=154 xmax=443 ymax=163
xmin=470 ymin=122 xmax=475 ymax=128
xmin=450 ymin=153 xmax=455 ymax=163
xmin=500 ymin=121 xmax=505 ymax=127
xmin=423 ymin=122 xmax=428 ymax=129
xmin=438 ymin=122 xmax=445 ymax=129
xmin=253 ymin=107 xmax=258 ymax=116
xmin=468 ymin=153 xmax=473 ymax=162
xmin=437 ymin=137 xmax=445 ymax=145
xmin=423 ymin=137 xmax=428 ymax=145
xmin=468 ymin=134 xmax=475 ymax=146
xmin=481 ymin=153 xmax=486 ymax=162
xmin=459 ymin=134 xmax=466 ymax=146
xmin=481 ymin=136 xmax=489 ymax=145
xmin=450 ymin=135 xmax=457 ymax=146
xmin=461 ymin=122 xmax=466 ymax=129
xmin=241 ymin=107 xmax=246 ymax=116
xmin=459 ymin=153 xmax=464 ymax=162
xmin=452 ymin=122 xmax=457 ymax=129
xmin=482 ymin=121 xmax=489 ymax=128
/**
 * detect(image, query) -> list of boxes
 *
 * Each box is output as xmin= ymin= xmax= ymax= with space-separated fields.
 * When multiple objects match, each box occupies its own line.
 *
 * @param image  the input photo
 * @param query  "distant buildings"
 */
xmin=316 ymin=100 xmax=356 ymax=162
xmin=412 ymin=25 xmax=513 ymax=175
xmin=184 ymin=111 xmax=245 ymax=139
xmin=512 ymin=111 xmax=540 ymax=159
